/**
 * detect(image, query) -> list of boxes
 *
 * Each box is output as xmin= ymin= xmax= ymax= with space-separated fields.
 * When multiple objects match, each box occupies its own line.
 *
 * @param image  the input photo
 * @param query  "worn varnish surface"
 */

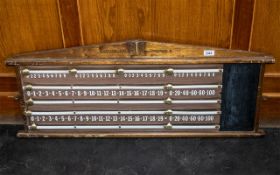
xmin=0 ymin=0 xmax=63 ymax=123
xmin=5 ymin=40 xmax=273 ymax=137
xmin=78 ymin=0 xmax=234 ymax=47
xmin=230 ymin=0 xmax=255 ymax=50
xmin=250 ymin=0 xmax=280 ymax=126
xmin=17 ymin=130 xmax=265 ymax=138
xmin=0 ymin=0 xmax=247 ymax=124
xmin=0 ymin=0 xmax=63 ymax=72
xmin=6 ymin=41 xmax=274 ymax=66
xmin=250 ymin=0 xmax=280 ymax=73
xmin=57 ymin=0 xmax=82 ymax=47
xmin=0 ymin=0 xmax=280 ymax=125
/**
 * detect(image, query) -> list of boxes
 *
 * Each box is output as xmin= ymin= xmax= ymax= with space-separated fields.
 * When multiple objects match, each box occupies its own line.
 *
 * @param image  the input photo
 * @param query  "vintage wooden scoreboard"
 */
xmin=6 ymin=40 xmax=274 ymax=138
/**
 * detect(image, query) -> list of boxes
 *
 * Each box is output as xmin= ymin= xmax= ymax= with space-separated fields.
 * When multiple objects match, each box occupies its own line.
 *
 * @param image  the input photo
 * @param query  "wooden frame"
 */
xmin=6 ymin=40 xmax=274 ymax=138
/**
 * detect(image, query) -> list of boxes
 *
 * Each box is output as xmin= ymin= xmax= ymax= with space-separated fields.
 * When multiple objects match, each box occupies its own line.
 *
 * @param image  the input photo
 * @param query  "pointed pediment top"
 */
xmin=6 ymin=40 xmax=275 ymax=66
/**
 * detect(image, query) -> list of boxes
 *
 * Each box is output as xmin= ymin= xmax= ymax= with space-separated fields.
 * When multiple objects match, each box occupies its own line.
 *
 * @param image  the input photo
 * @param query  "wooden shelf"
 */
xmin=17 ymin=130 xmax=265 ymax=138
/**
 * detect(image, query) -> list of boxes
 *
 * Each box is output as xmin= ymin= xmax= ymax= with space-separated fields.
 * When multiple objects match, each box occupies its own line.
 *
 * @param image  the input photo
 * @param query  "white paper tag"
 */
xmin=204 ymin=50 xmax=215 ymax=56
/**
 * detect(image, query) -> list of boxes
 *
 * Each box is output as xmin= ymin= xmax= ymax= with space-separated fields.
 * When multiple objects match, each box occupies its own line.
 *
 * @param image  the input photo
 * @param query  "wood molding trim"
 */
xmin=17 ymin=130 xmax=265 ymax=138
xmin=230 ymin=0 xmax=255 ymax=50
xmin=57 ymin=0 xmax=82 ymax=47
xmin=0 ymin=72 xmax=16 ymax=77
xmin=264 ymin=73 xmax=280 ymax=78
xmin=262 ymin=93 xmax=280 ymax=99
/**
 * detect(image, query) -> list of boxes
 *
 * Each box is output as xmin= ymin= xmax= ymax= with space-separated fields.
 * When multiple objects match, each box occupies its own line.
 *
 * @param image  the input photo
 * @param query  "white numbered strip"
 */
xmin=30 ymin=114 xmax=217 ymax=123
xmin=26 ymin=89 xmax=218 ymax=98
xmin=29 ymin=111 xmax=220 ymax=123
xmin=25 ymin=85 xmax=221 ymax=98
xmin=32 ymin=99 xmax=220 ymax=105
xmin=26 ymin=85 xmax=221 ymax=90
xmin=24 ymin=69 xmax=223 ymax=79
xmin=31 ymin=111 xmax=221 ymax=115
xmin=34 ymin=125 xmax=219 ymax=130
xmin=26 ymin=69 xmax=222 ymax=74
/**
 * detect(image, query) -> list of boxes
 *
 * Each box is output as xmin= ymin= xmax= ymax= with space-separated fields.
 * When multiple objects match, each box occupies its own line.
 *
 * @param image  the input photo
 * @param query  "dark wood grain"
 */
xmin=57 ymin=0 xmax=82 ymax=47
xmin=250 ymin=0 xmax=280 ymax=73
xmin=6 ymin=41 xmax=274 ymax=66
xmin=0 ymin=74 xmax=17 ymax=91
xmin=260 ymin=97 xmax=280 ymax=127
xmin=78 ymin=0 xmax=234 ymax=48
xmin=1 ymin=0 xmax=280 ymax=127
xmin=250 ymin=0 xmax=280 ymax=125
xmin=0 ymin=0 xmax=64 ymax=73
xmin=262 ymin=76 xmax=280 ymax=92
xmin=230 ymin=0 xmax=255 ymax=50
xmin=254 ymin=64 xmax=264 ymax=132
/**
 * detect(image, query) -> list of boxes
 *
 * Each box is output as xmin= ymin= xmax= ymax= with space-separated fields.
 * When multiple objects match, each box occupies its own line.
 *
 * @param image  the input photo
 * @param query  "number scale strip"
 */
xmin=26 ymin=69 xmax=222 ymax=74
xmin=32 ymin=99 xmax=221 ymax=105
xmin=34 ymin=125 xmax=219 ymax=130
xmin=27 ymin=85 xmax=222 ymax=90
xmin=30 ymin=111 xmax=221 ymax=115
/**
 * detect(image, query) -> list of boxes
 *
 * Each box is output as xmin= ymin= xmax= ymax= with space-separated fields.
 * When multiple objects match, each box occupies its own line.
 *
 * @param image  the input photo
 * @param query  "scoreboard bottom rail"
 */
xmin=30 ymin=125 xmax=219 ymax=130
xmin=17 ymin=130 xmax=265 ymax=138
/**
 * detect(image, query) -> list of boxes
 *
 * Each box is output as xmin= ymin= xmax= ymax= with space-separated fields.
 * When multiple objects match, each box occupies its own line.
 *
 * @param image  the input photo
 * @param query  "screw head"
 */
xmin=164 ymin=109 xmax=173 ymax=116
xmin=69 ymin=68 xmax=77 ymax=75
xmin=29 ymin=123 xmax=37 ymax=130
xmin=165 ymin=84 xmax=173 ymax=90
xmin=22 ymin=69 xmax=30 ymax=76
xmin=26 ymin=98 xmax=33 ymax=106
xmin=164 ymin=122 xmax=173 ymax=129
xmin=24 ymin=110 xmax=32 ymax=117
xmin=116 ymin=68 xmax=125 ymax=75
xmin=164 ymin=97 xmax=172 ymax=104
xmin=25 ymin=84 xmax=33 ymax=91
xmin=165 ymin=68 xmax=174 ymax=75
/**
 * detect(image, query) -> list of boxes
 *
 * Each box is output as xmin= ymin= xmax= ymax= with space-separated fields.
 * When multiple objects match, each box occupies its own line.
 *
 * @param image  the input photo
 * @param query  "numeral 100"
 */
xmin=181 ymin=89 xmax=216 ymax=96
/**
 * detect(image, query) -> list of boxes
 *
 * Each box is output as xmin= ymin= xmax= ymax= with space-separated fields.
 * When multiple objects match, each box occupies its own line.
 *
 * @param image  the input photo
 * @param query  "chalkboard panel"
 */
xmin=221 ymin=64 xmax=260 ymax=131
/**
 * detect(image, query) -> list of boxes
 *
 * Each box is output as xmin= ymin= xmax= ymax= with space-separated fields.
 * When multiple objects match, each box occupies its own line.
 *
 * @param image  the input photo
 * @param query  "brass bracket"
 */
xmin=69 ymin=68 xmax=77 ymax=75
xmin=116 ymin=68 xmax=125 ymax=75
xmin=164 ymin=122 xmax=173 ymax=129
xmin=164 ymin=68 xmax=174 ymax=76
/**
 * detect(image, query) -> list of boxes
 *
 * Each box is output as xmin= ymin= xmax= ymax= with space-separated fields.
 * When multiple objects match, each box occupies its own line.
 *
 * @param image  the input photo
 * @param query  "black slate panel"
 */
xmin=220 ymin=64 xmax=261 ymax=131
